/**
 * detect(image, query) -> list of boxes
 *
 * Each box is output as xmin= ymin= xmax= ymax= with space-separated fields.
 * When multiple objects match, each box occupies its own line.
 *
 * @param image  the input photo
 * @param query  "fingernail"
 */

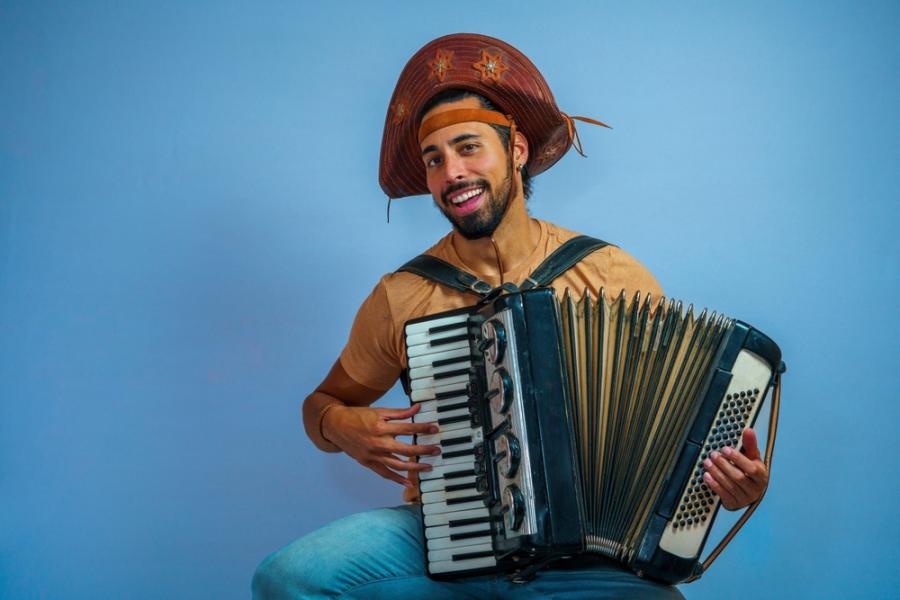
xmin=703 ymin=458 xmax=712 ymax=469
xmin=431 ymin=448 xmax=442 ymax=455
xmin=722 ymin=446 xmax=733 ymax=456
xmin=424 ymin=464 xmax=433 ymax=471
xmin=703 ymin=472 xmax=714 ymax=483
xmin=711 ymin=451 xmax=720 ymax=460
xmin=429 ymin=426 xmax=439 ymax=434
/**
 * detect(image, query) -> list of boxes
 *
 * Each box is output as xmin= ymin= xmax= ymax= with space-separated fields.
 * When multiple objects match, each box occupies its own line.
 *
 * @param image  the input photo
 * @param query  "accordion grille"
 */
xmin=560 ymin=289 xmax=733 ymax=562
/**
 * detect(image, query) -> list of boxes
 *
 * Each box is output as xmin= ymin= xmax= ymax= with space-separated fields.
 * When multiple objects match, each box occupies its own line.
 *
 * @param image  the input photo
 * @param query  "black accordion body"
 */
xmin=402 ymin=287 xmax=783 ymax=583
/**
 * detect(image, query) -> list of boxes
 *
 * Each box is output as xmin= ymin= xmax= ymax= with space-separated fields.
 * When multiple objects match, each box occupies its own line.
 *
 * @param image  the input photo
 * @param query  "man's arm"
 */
xmin=302 ymin=359 xmax=441 ymax=488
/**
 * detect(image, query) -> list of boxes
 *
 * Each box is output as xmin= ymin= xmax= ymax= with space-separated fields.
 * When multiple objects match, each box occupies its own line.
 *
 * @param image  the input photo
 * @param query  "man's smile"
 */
xmin=444 ymin=185 xmax=486 ymax=217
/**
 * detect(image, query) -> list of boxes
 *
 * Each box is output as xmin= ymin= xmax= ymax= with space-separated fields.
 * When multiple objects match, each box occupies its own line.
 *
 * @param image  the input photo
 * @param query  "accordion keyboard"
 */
xmin=405 ymin=311 xmax=497 ymax=576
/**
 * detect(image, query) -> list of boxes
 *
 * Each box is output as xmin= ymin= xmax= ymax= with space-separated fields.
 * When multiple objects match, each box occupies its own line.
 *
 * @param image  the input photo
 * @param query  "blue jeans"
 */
xmin=252 ymin=505 xmax=685 ymax=599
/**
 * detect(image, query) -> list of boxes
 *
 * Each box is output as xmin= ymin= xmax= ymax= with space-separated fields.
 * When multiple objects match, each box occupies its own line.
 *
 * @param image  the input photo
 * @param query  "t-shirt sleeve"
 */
xmin=607 ymin=246 xmax=665 ymax=300
xmin=338 ymin=278 xmax=403 ymax=391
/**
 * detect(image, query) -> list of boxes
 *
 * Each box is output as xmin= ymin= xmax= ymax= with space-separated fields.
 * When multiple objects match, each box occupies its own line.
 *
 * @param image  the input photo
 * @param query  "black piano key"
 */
xmin=442 ymin=448 xmax=475 ymax=459
xmin=443 ymin=469 xmax=475 ymax=480
xmin=447 ymin=494 xmax=485 ymax=506
xmin=448 ymin=515 xmax=492 ymax=527
xmin=428 ymin=322 xmax=468 ymax=335
xmin=438 ymin=414 xmax=472 ymax=426
xmin=445 ymin=482 xmax=476 ymax=492
xmin=436 ymin=402 xmax=469 ymax=414
xmin=440 ymin=435 xmax=471 ymax=447
xmin=431 ymin=334 xmax=469 ymax=347
xmin=435 ymin=387 xmax=469 ymax=400
xmin=450 ymin=529 xmax=492 ymax=542
xmin=452 ymin=550 xmax=494 ymax=561
xmin=432 ymin=355 xmax=473 ymax=368
xmin=434 ymin=367 xmax=471 ymax=380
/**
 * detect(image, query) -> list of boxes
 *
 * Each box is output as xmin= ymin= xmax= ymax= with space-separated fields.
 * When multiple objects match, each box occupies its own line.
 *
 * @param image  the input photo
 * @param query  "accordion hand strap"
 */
xmin=686 ymin=369 xmax=783 ymax=582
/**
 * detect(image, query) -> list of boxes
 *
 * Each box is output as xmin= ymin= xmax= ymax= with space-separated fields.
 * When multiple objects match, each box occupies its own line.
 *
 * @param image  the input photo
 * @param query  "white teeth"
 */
xmin=450 ymin=188 xmax=482 ymax=205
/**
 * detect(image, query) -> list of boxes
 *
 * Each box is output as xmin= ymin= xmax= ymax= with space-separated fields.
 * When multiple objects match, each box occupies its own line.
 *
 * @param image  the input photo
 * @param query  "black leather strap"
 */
xmin=396 ymin=235 xmax=612 ymax=296
xmin=520 ymin=235 xmax=612 ymax=289
xmin=396 ymin=254 xmax=493 ymax=298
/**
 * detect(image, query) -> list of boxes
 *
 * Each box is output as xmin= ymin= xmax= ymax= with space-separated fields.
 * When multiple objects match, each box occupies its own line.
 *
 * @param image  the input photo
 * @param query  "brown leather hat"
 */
xmin=379 ymin=33 xmax=607 ymax=199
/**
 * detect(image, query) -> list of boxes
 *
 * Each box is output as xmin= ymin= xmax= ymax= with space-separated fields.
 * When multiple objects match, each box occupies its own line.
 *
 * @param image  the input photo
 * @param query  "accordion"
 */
xmin=402 ymin=287 xmax=784 ymax=583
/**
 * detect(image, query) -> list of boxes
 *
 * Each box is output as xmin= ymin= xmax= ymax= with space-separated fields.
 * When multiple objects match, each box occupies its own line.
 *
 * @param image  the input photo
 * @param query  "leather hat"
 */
xmin=379 ymin=33 xmax=607 ymax=199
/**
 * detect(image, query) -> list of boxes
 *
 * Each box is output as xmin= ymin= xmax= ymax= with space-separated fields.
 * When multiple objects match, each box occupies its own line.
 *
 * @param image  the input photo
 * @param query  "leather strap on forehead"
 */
xmin=417 ymin=108 xmax=514 ymax=143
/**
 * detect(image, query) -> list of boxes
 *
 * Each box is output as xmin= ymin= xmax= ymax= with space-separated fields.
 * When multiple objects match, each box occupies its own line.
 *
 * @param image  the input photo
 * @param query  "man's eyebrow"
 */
xmin=420 ymin=132 xmax=482 ymax=156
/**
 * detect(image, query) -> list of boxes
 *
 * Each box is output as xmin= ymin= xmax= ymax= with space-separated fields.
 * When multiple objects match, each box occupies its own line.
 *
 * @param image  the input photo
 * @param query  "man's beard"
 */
xmin=436 ymin=167 xmax=512 ymax=240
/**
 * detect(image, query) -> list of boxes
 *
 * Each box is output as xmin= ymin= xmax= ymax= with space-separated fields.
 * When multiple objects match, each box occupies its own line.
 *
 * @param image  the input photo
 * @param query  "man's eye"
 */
xmin=425 ymin=156 xmax=442 ymax=168
xmin=461 ymin=143 xmax=479 ymax=153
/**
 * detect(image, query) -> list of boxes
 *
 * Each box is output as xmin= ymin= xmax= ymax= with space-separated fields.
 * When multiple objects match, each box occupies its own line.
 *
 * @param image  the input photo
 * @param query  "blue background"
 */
xmin=2 ymin=2 xmax=898 ymax=598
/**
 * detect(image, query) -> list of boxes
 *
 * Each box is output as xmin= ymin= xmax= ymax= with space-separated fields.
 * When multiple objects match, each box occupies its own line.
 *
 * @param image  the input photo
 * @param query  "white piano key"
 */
xmin=424 ymin=506 xmax=489 ymax=528
xmin=406 ymin=337 xmax=469 ymax=358
xmin=417 ymin=426 xmax=479 ymax=446
xmin=429 ymin=555 xmax=497 ymax=575
xmin=410 ymin=380 xmax=468 ymax=402
xmin=413 ymin=406 xmax=470 ymax=424
xmin=406 ymin=326 xmax=468 ymax=348
xmin=422 ymin=486 xmax=479 ymax=505
xmin=409 ymin=359 xmax=472 ymax=381
xmin=422 ymin=498 xmax=487 ymax=515
xmin=410 ymin=372 xmax=470 ymax=391
xmin=414 ymin=396 xmax=471 ymax=416
xmin=420 ymin=474 xmax=477 ymax=494
xmin=409 ymin=346 xmax=470 ymax=369
xmin=427 ymin=534 xmax=492 ymax=551
xmin=419 ymin=462 xmax=476 ymax=482
xmin=405 ymin=313 xmax=469 ymax=336
xmin=427 ymin=542 xmax=494 ymax=563
xmin=420 ymin=452 xmax=475 ymax=468
xmin=425 ymin=520 xmax=490 ymax=540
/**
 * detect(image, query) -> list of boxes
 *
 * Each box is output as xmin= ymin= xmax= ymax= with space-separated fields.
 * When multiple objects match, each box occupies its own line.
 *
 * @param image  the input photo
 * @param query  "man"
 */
xmin=253 ymin=33 xmax=769 ymax=599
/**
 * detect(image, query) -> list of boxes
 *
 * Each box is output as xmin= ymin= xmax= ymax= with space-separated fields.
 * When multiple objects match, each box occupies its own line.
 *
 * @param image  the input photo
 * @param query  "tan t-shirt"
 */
xmin=338 ymin=219 xmax=663 ymax=501
xmin=340 ymin=219 xmax=663 ymax=390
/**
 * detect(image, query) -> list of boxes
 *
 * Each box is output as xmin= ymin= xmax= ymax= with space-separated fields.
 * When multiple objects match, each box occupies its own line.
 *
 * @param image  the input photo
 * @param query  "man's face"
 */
xmin=419 ymin=97 xmax=512 ymax=240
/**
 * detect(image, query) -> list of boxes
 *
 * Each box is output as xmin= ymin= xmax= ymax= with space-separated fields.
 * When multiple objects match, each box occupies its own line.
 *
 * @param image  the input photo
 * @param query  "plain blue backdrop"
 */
xmin=2 ymin=2 xmax=898 ymax=598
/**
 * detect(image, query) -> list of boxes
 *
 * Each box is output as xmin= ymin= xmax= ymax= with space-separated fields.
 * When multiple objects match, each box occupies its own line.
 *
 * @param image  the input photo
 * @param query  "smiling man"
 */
xmin=252 ymin=33 xmax=768 ymax=599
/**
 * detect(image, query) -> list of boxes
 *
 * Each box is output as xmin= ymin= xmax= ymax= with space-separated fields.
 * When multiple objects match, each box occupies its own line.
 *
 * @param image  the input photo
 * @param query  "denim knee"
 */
xmin=251 ymin=506 xmax=424 ymax=599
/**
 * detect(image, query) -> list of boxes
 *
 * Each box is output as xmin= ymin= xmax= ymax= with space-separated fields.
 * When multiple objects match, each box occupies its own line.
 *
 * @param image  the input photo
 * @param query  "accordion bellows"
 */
xmin=402 ymin=288 xmax=783 ymax=583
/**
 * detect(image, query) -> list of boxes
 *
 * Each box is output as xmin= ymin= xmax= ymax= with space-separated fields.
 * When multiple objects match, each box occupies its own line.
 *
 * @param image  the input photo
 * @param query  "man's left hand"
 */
xmin=702 ymin=428 xmax=769 ymax=510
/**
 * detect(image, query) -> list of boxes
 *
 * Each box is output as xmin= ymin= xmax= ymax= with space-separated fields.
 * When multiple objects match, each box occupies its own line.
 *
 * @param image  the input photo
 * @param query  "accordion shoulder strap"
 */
xmin=396 ymin=254 xmax=493 ymax=298
xmin=396 ymin=235 xmax=611 ymax=296
xmin=520 ymin=235 xmax=612 ymax=289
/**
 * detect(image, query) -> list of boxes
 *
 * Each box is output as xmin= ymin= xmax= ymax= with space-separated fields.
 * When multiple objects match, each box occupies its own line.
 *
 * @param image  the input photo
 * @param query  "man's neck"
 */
xmin=451 ymin=194 xmax=541 ymax=283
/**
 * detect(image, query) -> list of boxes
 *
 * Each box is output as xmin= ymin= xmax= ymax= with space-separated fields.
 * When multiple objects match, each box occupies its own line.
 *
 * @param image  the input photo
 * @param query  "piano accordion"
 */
xmin=402 ymin=287 xmax=783 ymax=583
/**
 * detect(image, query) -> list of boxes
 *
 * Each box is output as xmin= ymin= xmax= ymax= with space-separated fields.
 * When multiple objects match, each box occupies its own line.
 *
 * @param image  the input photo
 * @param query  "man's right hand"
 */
xmin=322 ymin=402 xmax=441 ymax=488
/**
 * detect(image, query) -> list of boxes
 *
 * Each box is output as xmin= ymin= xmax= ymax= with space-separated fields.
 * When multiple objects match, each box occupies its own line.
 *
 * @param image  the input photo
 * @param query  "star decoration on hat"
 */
xmin=427 ymin=49 xmax=454 ymax=82
xmin=473 ymin=50 xmax=509 ymax=83
xmin=540 ymin=142 xmax=563 ymax=161
xmin=391 ymin=98 xmax=410 ymax=124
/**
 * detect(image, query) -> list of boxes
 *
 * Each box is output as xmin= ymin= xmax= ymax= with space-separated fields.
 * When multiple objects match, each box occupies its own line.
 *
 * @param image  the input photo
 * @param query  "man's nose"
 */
xmin=442 ymin=153 xmax=467 ymax=182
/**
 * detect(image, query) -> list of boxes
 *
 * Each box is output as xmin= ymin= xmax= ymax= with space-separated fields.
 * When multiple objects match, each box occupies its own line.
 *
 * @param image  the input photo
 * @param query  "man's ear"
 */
xmin=513 ymin=131 xmax=529 ymax=167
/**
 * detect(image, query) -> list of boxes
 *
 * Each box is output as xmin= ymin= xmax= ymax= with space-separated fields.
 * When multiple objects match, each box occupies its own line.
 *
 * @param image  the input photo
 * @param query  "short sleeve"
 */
xmin=338 ymin=278 xmax=404 ymax=391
